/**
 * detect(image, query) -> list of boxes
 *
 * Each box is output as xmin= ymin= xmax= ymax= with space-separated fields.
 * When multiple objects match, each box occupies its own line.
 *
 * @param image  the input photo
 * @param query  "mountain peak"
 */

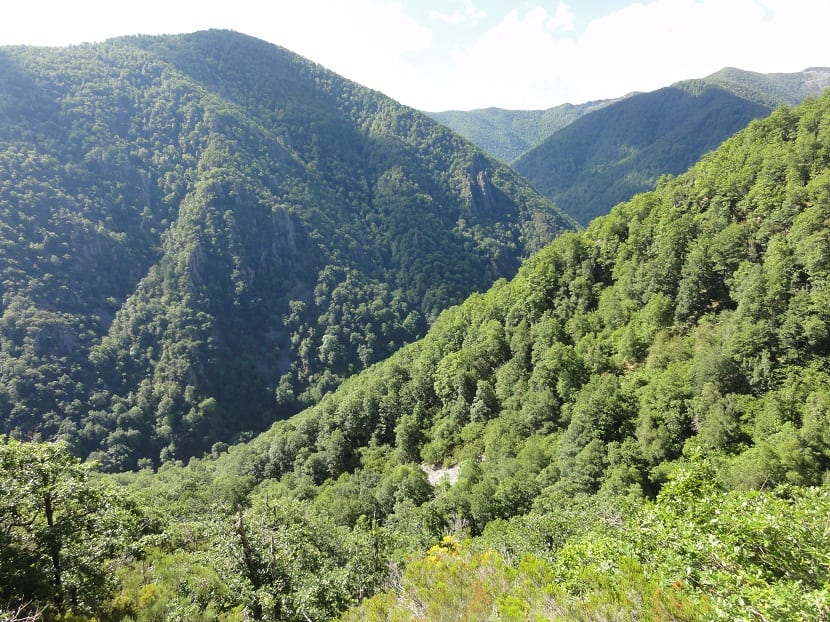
xmin=0 ymin=32 xmax=572 ymax=469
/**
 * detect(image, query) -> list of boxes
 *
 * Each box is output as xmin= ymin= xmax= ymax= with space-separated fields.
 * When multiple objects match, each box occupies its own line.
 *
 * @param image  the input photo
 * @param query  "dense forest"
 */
xmin=433 ymin=67 xmax=830 ymax=169
xmin=514 ymin=84 xmax=768 ymax=225
xmin=514 ymin=67 xmax=830 ymax=225
xmin=4 ymin=73 xmax=830 ymax=620
xmin=427 ymin=98 xmax=618 ymax=163
xmin=434 ymin=66 xmax=830 ymax=226
xmin=0 ymin=31 xmax=573 ymax=471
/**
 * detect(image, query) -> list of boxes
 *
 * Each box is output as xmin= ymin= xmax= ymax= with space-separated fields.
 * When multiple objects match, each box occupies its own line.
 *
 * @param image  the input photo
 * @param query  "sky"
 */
xmin=2 ymin=0 xmax=830 ymax=111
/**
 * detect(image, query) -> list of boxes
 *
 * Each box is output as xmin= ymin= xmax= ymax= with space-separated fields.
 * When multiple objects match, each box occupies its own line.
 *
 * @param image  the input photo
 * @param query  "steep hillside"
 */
xmin=705 ymin=65 xmax=830 ymax=107
xmin=220 ymin=90 xmax=830 ymax=503
xmin=515 ymin=67 xmax=830 ymax=225
xmin=430 ymin=67 xmax=830 ymax=167
xmin=427 ymin=98 xmax=616 ymax=163
xmin=0 ymin=30 xmax=573 ymax=469
xmin=61 ymin=89 xmax=830 ymax=621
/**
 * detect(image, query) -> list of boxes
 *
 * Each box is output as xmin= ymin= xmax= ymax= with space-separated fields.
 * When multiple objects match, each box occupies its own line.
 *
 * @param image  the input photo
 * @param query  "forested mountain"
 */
xmin=515 ymin=66 xmax=830 ymax=224
xmin=6 ymin=87 xmax=827 ymax=621
xmin=0 ymin=30 xmax=573 ymax=470
xmin=430 ymin=67 xmax=830 ymax=168
xmin=705 ymin=65 xmax=830 ymax=107
xmin=426 ymin=98 xmax=616 ymax=163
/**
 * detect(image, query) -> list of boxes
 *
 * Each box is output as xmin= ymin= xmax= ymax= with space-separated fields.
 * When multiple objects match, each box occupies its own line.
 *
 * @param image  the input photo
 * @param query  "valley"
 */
xmin=1 ymin=30 xmax=829 ymax=622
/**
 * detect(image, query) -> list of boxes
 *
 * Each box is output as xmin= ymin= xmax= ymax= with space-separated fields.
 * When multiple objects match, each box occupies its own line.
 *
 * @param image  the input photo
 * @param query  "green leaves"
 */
xmin=6 ymin=31 xmax=830 ymax=622
xmin=0 ymin=438 xmax=145 ymax=618
xmin=0 ymin=31 xmax=571 ymax=467
xmin=635 ymin=463 xmax=830 ymax=619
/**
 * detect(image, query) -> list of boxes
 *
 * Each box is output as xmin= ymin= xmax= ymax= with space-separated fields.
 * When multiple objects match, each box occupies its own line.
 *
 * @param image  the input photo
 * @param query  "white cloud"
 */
xmin=430 ymin=10 xmax=468 ymax=25
xmin=439 ymin=6 xmax=576 ymax=109
xmin=2 ymin=0 xmax=225 ymax=45
xmin=260 ymin=1 xmax=433 ymax=106
xmin=431 ymin=0 xmax=830 ymax=110
xmin=557 ymin=0 xmax=830 ymax=103
xmin=0 ymin=0 xmax=436 ymax=108
xmin=1 ymin=1 xmax=433 ymax=62
xmin=430 ymin=0 xmax=487 ymax=26
xmin=3 ymin=0 xmax=830 ymax=110
xmin=547 ymin=2 xmax=576 ymax=33
xmin=238 ymin=1 xmax=431 ymax=73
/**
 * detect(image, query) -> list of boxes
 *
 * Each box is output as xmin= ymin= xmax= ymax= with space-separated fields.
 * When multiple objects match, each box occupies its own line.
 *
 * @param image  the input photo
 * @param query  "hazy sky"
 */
xmin=3 ymin=0 xmax=829 ymax=111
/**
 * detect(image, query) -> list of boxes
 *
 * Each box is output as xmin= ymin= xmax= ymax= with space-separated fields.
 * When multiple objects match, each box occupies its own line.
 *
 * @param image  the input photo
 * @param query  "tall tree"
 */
xmin=0 ymin=438 xmax=144 ymax=618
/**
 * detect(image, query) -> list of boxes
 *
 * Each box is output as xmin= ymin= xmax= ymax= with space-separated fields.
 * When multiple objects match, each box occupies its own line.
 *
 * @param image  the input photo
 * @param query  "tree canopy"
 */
xmin=63 ymin=87 xmax=830 ymax=621
xmin=3 ymin=29 xmax=830 ymax=622
xmin=514 ymin=68 xmax=830 ymax=224
xmin=0 ymin=31 xmax=572 ymax=469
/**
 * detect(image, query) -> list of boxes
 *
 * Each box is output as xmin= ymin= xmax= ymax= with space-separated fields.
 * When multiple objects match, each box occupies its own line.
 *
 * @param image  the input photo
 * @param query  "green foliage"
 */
xmin=427 ymin=99 xmax=616 ymax=163
xmin=341 ymin=535 xmax=708 ymax=621
xmin=0 ymin=438 xmax=146 ymax=620
xmin=632 ymin=461 xmax=830 ymax=619
xmin=109 ymin=547 xmax=239 ymax=622
xmin=5 ymin=32 xmax=830 ymax=622
xmin=430 ymin=68 xmax=830 ymax=169
xmin=344 ymin=463 xmax=830 ymax=620
xmin=515 ymin=69 xmax=830 ymax=225
xmin=172 ymin=88 xmax=830 ymax=619
xmin=0 ymin=30 xmax=571 ymax=468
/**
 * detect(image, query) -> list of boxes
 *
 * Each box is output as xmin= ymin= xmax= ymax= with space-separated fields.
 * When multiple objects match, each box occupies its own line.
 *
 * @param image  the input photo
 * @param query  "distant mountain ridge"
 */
xmin=698 ymin=66 xmax=830 ymax=107
xmin=431 ymin=67 xmax=830 ymax=168
xmin=0 ymin=30 xmax=572 ymax=469
xmin=513 ymin=66 xmax=830 ymax=224
xmin=426 ymin=98 xmax=618 ymax=163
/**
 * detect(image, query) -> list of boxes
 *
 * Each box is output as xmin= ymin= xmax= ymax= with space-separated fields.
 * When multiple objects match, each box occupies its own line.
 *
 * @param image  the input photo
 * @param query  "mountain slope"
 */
xmin=514 ymin=67 xmax=830 ymax=224
xmin=427 ymin=99 xmax=616 ymax=163
xmin=0 ymin=30 xmax=573 ymax=469
xmin=229 ymin=90 xmax=830 ymax=496
xmin=704 ymin=65 xmax=830 ymax=107
xmin=100 ymin=88 xmax=830 ymax=621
